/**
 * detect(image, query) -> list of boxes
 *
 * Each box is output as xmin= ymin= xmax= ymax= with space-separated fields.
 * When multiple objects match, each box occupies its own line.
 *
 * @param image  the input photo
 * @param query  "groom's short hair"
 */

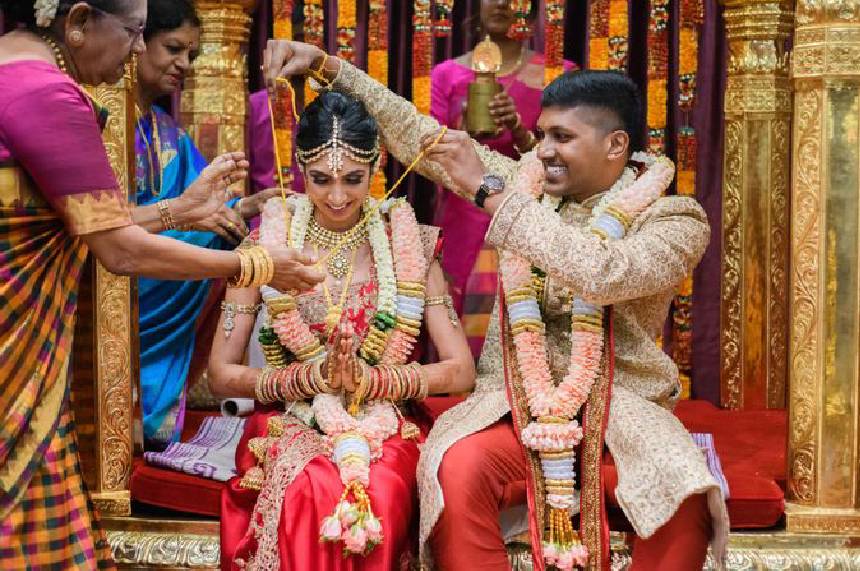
xmin=541 ymin=70 xmax=644 ymax=153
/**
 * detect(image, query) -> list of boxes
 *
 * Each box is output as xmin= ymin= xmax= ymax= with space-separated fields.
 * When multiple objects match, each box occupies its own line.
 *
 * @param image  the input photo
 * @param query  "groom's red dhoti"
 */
xmin=431 ymin=420 xmax=711 ymax=571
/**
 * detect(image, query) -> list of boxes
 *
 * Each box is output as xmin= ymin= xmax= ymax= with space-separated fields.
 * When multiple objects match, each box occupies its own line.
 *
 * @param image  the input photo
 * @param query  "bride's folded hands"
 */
xmin=324 ymin=322 xmax=358 ymax=394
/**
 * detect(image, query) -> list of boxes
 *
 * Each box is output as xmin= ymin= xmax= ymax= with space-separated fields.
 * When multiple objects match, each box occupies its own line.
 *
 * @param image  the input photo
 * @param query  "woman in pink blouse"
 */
xmin=430 ymin=0 xmax=575 ymax=357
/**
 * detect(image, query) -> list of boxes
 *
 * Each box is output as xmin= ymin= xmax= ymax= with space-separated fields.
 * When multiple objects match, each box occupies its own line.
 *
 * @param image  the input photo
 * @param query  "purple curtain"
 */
xmin=689 ymin=0 xmax=726 ymax=404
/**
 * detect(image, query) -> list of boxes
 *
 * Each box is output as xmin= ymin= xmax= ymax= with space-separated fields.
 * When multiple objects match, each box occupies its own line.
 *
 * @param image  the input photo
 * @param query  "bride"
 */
xmin=209 ymin=91 xmax=475 ymax=570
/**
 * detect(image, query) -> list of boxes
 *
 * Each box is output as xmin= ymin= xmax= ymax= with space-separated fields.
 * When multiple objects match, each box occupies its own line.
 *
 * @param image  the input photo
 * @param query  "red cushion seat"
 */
xmin=130 ymin=399 xmax=787 ymax=528
xmin=130 ymin=457 xmax=224 ymax=517
xmin=130 ymin=410 xmax=225 ymax=517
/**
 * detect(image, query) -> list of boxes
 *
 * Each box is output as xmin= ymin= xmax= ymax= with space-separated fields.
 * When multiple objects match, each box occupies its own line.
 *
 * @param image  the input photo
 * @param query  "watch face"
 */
xmin=483 ymin=174 xmax=505 ymax=193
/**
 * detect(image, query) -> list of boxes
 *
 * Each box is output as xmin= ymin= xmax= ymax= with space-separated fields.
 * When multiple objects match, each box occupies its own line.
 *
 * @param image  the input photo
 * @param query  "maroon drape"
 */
xmin=689 ymin=0 xmax=726 ymax=404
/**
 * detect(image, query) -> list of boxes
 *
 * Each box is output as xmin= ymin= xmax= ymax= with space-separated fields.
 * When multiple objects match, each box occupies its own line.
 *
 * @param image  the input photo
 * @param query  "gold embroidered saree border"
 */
xmin=59 ymin=191 xmax=131 ymax=236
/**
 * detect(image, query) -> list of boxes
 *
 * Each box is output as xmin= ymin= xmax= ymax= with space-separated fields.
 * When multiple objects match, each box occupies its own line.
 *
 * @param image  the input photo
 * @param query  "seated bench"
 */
xmin=130 ymin=399 xmax=787 ymax=531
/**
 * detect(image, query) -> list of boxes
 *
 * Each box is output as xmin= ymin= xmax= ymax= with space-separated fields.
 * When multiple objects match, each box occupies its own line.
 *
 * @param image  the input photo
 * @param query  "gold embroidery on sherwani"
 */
xmin=58 ymin=191 xmax=131 ymax=235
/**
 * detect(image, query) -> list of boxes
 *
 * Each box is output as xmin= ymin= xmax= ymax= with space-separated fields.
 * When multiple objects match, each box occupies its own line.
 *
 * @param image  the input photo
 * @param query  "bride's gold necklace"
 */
xmin=307 ymin=216 xmax=368 ymax=279
xmin=315 ymin=245 xmax=359 ymax=335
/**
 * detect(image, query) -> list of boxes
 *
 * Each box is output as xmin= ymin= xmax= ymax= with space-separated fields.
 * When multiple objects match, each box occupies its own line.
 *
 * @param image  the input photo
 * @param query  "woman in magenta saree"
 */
xmin=208 ymin=92 xmax=475 ymax=570
xmin=0 ymin=3 xmax=320 ymax=567
xmin=430 ymin=0 xmax=575 ymax=358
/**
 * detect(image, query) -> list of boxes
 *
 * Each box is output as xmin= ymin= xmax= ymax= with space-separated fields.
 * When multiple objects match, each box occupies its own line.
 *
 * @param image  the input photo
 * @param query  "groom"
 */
xmin=265 ymin=40 xmax=726 ymax=571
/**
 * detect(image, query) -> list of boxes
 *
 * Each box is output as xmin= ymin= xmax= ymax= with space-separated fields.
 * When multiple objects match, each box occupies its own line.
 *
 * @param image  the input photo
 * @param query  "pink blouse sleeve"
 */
xmin=430 ymin=63 xmax=451 ymax=126
xmin=0 ymin=80 xmax=131 ymax=235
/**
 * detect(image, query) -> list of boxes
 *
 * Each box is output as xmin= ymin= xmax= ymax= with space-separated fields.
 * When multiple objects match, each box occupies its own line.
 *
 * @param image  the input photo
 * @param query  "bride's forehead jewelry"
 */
xmin=295 ymin=115 xmax=380 ymax=177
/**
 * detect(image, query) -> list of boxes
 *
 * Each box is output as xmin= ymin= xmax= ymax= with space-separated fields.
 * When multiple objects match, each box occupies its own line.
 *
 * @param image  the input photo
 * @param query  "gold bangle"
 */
xmin=228 ymin=250 xmax=247 ymax=288
xmin=248 ymin=247 xmax=263 ymax=286
xmin=157 ymin=199 xmax=176 ymax=230
xmin=255 ymin=367 xmax=273 ymax=403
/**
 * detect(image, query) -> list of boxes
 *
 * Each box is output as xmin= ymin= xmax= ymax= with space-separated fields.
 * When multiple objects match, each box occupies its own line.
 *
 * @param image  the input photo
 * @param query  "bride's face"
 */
xmin=303 ymin=154 xmax=372 ymax=231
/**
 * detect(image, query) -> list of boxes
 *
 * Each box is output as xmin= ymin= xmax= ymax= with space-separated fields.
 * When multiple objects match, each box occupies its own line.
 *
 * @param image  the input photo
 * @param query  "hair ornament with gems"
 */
xmin=295 ymin=115 xmax=381 ymax=177
xmin=33 ymin=0 xmax=60 ymax=27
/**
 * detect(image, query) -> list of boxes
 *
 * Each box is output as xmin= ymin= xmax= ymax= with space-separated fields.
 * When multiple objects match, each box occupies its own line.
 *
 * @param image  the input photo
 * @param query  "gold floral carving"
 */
xmin=84 ymin=73 xmax=136 ymax=512
xmin=721 ymin=119 xmax=743 ymax=410
xmin=107 ymin=530 xmax=220 ymax=568
xmin=788 ymin=87 xmax=822 ymax=505
xmin=508 ymin=531 xmax=860 ymax=570
xmin=768 ymin=119 xmax=790 ymax=409
xmin=786 ymin=506 xmax=860 ymax=534
xmin=723 ymin=1 xmax=793 ymax=75
xmin=720 ymin=1 xmax=793 ymax=410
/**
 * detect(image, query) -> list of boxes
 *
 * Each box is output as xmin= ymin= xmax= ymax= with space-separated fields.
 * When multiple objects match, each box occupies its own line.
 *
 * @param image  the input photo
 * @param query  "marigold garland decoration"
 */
xmin=273 ymin=0 xmax=295 ymax=187
xmin=336 ymin=0 xmax=357 ymax=63
xmin=412 ymin=0 xmax=433 ymax=115
xmin=508 ymin=0 xmax=532 ymax=41
xmin=672 ymin=0 xmax=704 ymax=399
xmin=544 ymin=0 xmax=565 ymax=86
xmin=646 ymin=0 xmax=669 ymax=155
xmin=588 ymin=0 xmax=628 ymax=71
xmin=368 ymin=0 xmax=389 ymax=199
xmin=303 ymin=0 xmax=325 ymax=105
xmin=433 ymin=0 xmax=454 ymax=38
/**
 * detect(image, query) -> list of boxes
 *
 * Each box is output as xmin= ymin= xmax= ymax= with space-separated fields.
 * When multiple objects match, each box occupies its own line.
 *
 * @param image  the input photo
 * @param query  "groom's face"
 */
xmin=535 ymin=105 xmax=629 ymax=201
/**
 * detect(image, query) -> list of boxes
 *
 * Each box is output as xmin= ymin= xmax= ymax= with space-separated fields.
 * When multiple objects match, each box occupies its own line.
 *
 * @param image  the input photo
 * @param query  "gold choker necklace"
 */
xmin=307 ymin=216 xmax=368 ymax=279
xmin=39 ymin=32 xmax=69 ymax=75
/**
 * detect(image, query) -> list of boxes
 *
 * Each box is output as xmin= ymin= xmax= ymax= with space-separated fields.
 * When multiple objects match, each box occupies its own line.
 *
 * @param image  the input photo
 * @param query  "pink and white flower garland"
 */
xmin=257 ymin=195 xmax=428 ymax=556
xmin=499 ymin=152 xmax=674 ymax=570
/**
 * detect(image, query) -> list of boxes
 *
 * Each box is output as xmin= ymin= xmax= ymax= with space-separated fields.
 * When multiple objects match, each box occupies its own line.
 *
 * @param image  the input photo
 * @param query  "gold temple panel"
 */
xmin=720 ymin=0 xmax=792 ymax=410
xmin=181 ymin=0 xmax=258 ymax=191
xmin=71 ymin=68 xmax=138 ymax=518
xmin=787 ymin=0 xmax=860 ymax=532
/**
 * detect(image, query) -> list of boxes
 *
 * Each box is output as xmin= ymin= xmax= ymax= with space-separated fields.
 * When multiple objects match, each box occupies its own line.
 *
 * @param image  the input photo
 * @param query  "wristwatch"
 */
xmin=474 ymin=174 xmax=505 ymax=208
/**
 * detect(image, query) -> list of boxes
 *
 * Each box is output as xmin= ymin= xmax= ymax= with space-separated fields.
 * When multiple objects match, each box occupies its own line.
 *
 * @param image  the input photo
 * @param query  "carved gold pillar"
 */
xmin=181 ymin=1 xmax=257 ymax=171
xmin=73 ymin=69 xmax=138 ymax=518
xmin=720 ymin=0 xmax=793 ymax=411
xmin=786 ymin=0 xmax=860 ymax=533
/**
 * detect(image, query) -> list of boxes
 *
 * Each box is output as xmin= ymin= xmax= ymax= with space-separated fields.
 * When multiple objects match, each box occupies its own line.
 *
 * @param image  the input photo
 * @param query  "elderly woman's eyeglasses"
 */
xmin=91 ymin=6 xmax=145 ymax=43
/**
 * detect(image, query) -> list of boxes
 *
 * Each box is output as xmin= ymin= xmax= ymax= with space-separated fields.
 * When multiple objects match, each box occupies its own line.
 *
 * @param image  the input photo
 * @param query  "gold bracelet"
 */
xmin=250 ymin=246 xmax=275 ymax=287
xmin=255 ymin=367 xmax=273 ymax=404
xmin=221 ymin=301 xmax=260 ymax=338
xmin=157 ymin=199 xmax=176 ymax=230
xmin=228 ymin=249 xmax=250 ymax=288
xmin=425 ymin=295 xmax=459 ymax=327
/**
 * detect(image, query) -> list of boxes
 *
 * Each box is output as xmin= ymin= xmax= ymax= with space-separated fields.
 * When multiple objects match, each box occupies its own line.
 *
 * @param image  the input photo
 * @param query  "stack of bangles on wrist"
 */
xmin=228 ymin=245 xmax=275 ymax=288
xmin=255 ymin=361 xmax=428 ymax=405
xmin=362 ymin=362 xmax=429 ymax=401
xmin=256 ymin=361 xmax=336 ymax=404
